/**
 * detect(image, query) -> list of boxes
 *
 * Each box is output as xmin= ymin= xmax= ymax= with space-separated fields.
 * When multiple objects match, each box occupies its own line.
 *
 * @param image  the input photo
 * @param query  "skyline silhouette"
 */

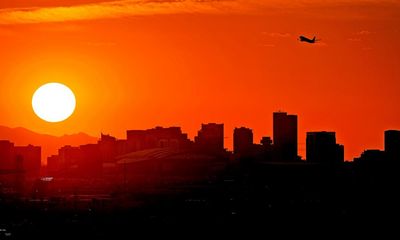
xmin=0 ymin=111 xmax=396 ymax=163
xmin=1 ymin=111 xmax=398 ymax=176
xmin=1 ymin=111 xmax=399 ymax=236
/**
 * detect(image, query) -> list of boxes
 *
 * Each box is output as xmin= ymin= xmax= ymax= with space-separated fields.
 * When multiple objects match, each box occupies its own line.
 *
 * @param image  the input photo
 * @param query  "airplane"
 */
xmin=299 ymin=35 xmax=317 ymax=44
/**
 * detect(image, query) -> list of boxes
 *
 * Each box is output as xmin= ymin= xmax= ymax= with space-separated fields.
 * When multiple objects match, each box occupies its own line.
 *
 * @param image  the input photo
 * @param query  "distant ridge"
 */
xmin=0 ymin=125 xmax=98 ymax=165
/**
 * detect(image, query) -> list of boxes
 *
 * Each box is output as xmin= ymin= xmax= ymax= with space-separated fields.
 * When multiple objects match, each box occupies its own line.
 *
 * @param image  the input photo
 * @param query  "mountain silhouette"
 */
xmin=0 ymin=125 xmax=98 ymax=165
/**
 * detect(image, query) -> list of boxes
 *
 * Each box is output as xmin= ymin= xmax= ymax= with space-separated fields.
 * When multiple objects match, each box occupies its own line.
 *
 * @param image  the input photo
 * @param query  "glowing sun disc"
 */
xmin=32 ymin=83 xmax=76 ymax=122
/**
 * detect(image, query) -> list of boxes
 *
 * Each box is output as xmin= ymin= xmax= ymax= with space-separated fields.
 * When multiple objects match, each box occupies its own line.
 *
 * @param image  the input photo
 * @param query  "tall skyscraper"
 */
xmin=233 ymin=127 xmax=253 ymax=156
xmin=306 ymin=131 xmax=344 ymax=164
xmin=273 ymin=112 xmax=298 ymax=161
xmin=195 ymin=123 xmax=224 ymax=153
xmin=384 ymin=130 xmax=400 ymax=161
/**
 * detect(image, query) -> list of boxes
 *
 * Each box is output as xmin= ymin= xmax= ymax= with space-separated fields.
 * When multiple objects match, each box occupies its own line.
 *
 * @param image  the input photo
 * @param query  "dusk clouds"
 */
xmin=0 ymin=0 xmax=398 ymax=24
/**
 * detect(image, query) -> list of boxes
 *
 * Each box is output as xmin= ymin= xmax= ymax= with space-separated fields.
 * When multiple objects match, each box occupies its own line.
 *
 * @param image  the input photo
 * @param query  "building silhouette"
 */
xmin=195 ymin=123 xmax=224 ymax=153
xmin=0 ymin=140 xmax=41 ymax=176
xmin=250 ymin=136 xmax=274 ymax=162
xmin=384 ymin=130 xmax=400 ymax=162
xmin=59 ymin=145 xmax=81 ymax=169
xmin=260 ymin=136 xmax=272 ymax=148
xmin=6 ymin=118 xmax=400 ymax=234
xmin=127 ymin=127 xmax=191 ymax=152
xmin=306 ymin=131 xmax=344 ymax=164
xmin=14 ymin=145 xmax=41 ymax=176
xmin=273 ymin=112 xmax=298 ymax=161
xmin=354 ymin=149 xmax=385 ymax=165
xmin=79 ymin=143 xmax=102 ymax=176
xmin=233 ymin=127 xmax=253 ymax=157
xmin=47 ymin=154 xmax=60 ymax=174
xmin=0 ymin=140 xmax=14 ymax=170
xmin=125 ymin=130 xmax=147 ymax=152
xmin=98 ymin=133 xmax=130 ymax=164
xmin=47 ymin=126 xmax=196 ymax=176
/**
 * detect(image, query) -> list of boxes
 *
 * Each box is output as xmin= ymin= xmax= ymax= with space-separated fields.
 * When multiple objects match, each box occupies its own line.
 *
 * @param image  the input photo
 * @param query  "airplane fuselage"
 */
xmin=299 ymin=36 xmax=316 ymax=43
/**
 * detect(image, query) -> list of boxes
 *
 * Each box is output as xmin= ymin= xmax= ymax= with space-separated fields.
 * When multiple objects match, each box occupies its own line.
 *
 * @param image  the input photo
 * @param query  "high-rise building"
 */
xmin=79 ymin=143 xmax=102 ymax=176
xmin=233 ymin=127 xmax=253 ymax=156
xmin=47 ymin=155 xmax=60 ymax=173
xmin=98 ymin=134 xmax=118 ymax=163
xmin=273 ymin=112 xmax=298 ymax=161
xmin=0 ymin=140 xmax=15 ymax=170
xmin=126 ymin=130 xmax=147 ymax=152
xmin=58 ymin=145 xmax=81 ymax=169
xmin=306 ymin=131 xmax=344 ymax=164
xmin=195 ymin=123 xmax=224 ymax=153
xmin=0 ymin=141 xmax=41 ymax=176
xmin=384 ymin=130 xmax=400 ymax=161
xmin=14 ymin=145 xmax=41 ymax=176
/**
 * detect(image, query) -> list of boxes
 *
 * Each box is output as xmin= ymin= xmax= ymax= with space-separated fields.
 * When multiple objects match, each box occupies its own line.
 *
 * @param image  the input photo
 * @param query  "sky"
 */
xmin=1 ymin=0 xmax=400 ymax=160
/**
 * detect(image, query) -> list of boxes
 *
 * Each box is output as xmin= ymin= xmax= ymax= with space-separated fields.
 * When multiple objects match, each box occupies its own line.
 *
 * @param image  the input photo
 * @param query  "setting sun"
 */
xmin=32 ymin=83 xmax=76 ymax=123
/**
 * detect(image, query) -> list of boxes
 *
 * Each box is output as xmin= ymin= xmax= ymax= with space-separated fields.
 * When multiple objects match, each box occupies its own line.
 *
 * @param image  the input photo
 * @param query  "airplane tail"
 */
xmin=312 ymin=36 xmax=316 ymax=41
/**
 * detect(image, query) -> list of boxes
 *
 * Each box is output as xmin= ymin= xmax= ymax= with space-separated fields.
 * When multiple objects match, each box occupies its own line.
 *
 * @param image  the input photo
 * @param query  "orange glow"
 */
xmin=1 ymin=0 xmax=400 ymax=161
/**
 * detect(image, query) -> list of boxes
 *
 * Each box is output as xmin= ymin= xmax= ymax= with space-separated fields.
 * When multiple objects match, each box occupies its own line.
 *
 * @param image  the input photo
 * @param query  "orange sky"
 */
xmin=1 ymin=0 xmax=400 ymax=160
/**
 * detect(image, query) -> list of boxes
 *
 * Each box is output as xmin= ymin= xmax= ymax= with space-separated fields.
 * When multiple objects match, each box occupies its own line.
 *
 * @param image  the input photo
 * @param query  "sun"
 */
xmin=32 ymin=82 xmax=76 ymax=123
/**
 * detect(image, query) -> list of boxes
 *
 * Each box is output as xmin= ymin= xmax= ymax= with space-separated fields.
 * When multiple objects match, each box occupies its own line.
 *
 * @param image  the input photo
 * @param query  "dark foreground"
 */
xmin=1 ymin=161 xmax=400 ymax=238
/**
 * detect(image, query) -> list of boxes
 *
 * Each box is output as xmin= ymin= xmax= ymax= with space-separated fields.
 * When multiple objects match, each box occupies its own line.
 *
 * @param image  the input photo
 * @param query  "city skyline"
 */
xmin=0 ymin=118 xmax=395 ymax=161
xmin=1 ymin=111 xmax=398 ymax=165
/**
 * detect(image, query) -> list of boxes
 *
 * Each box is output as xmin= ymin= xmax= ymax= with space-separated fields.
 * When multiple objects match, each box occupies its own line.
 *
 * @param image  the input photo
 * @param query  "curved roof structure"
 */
xmin=115 ymin=148 xmax=216 ymax=165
